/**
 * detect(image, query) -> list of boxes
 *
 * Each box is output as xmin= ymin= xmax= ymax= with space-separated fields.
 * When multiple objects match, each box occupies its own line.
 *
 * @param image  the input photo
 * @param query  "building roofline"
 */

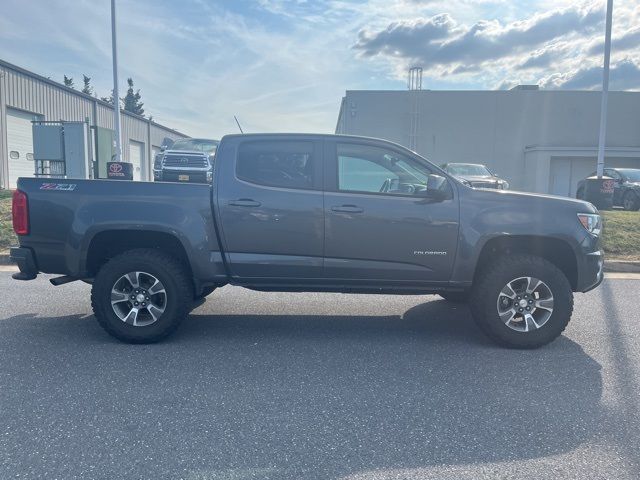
xmin=0 ymin=57 xmax=188 ymax=138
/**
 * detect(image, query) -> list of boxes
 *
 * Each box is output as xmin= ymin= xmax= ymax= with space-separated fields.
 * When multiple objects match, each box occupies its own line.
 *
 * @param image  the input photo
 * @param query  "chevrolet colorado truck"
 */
xmin=10 ymin=134 xmax=604 ymax=348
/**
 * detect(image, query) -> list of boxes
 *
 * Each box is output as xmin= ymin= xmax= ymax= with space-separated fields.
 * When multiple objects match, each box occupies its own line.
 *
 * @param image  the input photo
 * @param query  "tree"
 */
xmin=100 ymin=89 xmax=115 ymax=105
xmin=63 ymin=75 xmax=74 ymax=88
xmin=123 ymin=77 xmax=144 ymax=116
xmin=81 ymin=75 xmax=93 ymax=96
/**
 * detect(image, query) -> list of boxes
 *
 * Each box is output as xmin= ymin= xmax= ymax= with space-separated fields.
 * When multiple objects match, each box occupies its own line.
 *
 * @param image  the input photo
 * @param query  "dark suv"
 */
xmin=154 ymin=138 xmax=219 ymax=184
xmin=577 ymin=168 xmax=640 ymax=211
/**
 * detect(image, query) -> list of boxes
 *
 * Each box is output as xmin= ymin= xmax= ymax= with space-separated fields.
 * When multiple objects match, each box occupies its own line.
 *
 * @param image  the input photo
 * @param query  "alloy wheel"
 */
xmin=496 ymin=276 xmax=554 ymax=332
xmin=110 ymin=271 xmax=167 ymax=327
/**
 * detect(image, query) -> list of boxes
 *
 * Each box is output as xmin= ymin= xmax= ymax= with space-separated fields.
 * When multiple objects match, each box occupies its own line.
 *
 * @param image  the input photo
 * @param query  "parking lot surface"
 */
xmin=0 ymin=269 xmax=639 ymax=479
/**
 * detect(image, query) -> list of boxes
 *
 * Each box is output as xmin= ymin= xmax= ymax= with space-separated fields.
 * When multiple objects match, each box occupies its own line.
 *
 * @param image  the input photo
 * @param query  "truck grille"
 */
xmin=163 ymin=154 xmax=209 ymax=168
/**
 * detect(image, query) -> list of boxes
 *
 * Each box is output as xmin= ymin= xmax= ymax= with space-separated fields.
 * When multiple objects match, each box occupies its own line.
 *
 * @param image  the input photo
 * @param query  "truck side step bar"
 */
xmin=50 ymin=275 xmax=80 ymax=286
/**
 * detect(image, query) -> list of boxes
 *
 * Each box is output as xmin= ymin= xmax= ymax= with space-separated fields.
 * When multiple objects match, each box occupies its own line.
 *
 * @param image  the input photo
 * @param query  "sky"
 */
xmin=1 ymin=0 xmax=639 ymax=139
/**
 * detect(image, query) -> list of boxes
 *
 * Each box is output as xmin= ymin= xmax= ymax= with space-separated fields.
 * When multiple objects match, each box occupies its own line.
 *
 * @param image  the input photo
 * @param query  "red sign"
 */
xmin=601 ymin=179 xmax=615 ymax=194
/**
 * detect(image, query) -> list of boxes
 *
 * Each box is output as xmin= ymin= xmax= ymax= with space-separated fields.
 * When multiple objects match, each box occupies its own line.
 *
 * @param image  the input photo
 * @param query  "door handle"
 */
xmin=331 ymin=204 xmax=364 ymax=213
xmin=228 ymin=198 xmax=261 ymax=207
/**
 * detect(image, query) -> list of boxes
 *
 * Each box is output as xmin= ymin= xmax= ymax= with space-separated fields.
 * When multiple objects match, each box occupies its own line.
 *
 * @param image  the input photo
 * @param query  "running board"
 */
xmin=49 ymin=275 xmax=80 ymax=286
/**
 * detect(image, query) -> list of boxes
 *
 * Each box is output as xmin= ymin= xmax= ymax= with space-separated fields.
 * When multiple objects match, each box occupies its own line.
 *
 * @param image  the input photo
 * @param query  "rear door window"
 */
xmin=237 ymin=141 xmax=315 ymax=190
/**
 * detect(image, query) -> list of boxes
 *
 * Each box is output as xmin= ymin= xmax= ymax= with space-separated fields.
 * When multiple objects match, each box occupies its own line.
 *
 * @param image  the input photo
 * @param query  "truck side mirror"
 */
xmin=424 ymin=174 xmax=450 ymax=201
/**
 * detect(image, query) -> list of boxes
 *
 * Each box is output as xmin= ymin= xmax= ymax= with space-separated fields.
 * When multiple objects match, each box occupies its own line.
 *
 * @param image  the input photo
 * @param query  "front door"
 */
xmin=323 ymin=139 xmax=459 ymax=284
xmin=216 ymin=137 xmax=324 ymax=280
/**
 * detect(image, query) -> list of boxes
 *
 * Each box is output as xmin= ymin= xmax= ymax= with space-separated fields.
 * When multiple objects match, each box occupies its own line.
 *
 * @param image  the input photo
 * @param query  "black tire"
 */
xmin=470 ymin=254 xmax=573 ymax=349
xmin=91 ymin=249 xmax=193 ymax=343
xmin=622 ymin=191 xmax=640 ymax=211
xmin=438 ymin=291 xmax=469 ymax=303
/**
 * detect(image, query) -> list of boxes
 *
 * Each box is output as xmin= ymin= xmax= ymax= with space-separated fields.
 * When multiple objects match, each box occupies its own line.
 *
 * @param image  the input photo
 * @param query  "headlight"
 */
xmin=577 ymin=213 xmax=601 ymax=236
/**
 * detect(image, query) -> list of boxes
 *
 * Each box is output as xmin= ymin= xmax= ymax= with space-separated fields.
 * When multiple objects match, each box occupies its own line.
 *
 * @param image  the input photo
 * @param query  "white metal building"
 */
xmin=336 ymin=86 xmax=640 ymax=196
xmin=0 ymin=59 xmax=188 ymax=189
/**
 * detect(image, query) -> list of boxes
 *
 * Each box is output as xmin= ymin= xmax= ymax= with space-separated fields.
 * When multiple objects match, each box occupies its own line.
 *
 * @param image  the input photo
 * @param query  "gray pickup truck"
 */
xmin=10 ymin=134 xmax=604 ymax=348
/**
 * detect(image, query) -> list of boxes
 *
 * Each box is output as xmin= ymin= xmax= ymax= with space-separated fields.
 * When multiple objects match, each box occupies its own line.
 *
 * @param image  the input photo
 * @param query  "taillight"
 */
xmin=12 ymin=189 xmax=29 ymax=235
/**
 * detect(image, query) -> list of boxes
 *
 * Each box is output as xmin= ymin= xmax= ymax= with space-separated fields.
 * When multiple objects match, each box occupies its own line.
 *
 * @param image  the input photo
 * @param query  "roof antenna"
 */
xmin=234 ymin=115 xmax=244 ymax=134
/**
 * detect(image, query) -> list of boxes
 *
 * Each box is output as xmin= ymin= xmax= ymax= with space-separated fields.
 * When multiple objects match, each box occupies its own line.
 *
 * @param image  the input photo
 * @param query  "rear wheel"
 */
xmin=470 ymin=254 xmax=573 ymax=348
xmin=91 ymin=249 xmax=193 ymax=343
xmin=623 ymin=191 xmax=640 ymax=211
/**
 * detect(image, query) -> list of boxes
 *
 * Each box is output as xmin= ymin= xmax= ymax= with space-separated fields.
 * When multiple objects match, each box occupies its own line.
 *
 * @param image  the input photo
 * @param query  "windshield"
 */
xmin=619 ymin=169 xmax=640 ymax=182
xmin=447 ymin=164 xmax=492 ymax=176
xmin=169 ymin=139 xmax=219 ymax=153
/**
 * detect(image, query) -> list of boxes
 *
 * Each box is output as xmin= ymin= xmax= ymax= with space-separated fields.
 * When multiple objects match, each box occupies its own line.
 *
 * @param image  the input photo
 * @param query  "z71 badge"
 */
xmin=39 ymin=183 xmax=77 ymax=191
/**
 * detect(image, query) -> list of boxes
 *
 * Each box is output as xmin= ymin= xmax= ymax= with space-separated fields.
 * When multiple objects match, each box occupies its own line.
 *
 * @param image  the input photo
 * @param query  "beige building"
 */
xmin=0 ymin=58 xmax=188 ymax=189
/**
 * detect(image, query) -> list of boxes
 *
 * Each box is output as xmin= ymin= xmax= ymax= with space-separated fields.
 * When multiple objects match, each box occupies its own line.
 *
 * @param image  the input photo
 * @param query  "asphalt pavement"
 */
xmin=0 ymin=267 xmax=639 ymax=480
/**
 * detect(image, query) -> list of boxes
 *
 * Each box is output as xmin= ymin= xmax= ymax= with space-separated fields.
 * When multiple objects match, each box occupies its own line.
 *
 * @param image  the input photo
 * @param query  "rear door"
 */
xmin=323 ymin=138 xmax=459 ymax=284
xmin=216 ymin=137 xmax=324 ymax=280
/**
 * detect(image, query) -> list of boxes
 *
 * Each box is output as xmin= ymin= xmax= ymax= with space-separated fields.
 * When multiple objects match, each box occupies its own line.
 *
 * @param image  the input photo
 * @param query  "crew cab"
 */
xmin=10 ymin=134 xmax=604 ymax=348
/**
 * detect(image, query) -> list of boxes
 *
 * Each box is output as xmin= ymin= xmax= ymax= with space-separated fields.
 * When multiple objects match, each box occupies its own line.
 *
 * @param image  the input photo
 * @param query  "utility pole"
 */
xmin=111 ymin=0 xmax=122 ymax=162
xmin=596 ymin=0 xmax=614 ymax=178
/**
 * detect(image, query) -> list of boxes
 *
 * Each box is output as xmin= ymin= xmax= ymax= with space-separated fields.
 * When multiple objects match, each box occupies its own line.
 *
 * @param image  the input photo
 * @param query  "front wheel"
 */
xmin=470 ymin=254 xmax=573 ymax=348
xmin=91 ymin=249 xmax=193 ymax=343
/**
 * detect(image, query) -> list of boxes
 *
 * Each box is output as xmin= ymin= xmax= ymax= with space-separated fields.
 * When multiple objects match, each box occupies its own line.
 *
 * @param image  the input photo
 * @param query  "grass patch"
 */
xmin=601 ymin=210 xmax=640 ymax=261
xmin=0 ymin=194 xmax=17 ymax=252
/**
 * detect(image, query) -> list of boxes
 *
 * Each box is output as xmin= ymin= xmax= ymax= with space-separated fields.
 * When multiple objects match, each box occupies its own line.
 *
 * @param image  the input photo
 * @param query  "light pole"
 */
xmin=111 ymin=0 xmax=122 ymax=162
xmin=596 ymin=0 xmax=614 ymax=178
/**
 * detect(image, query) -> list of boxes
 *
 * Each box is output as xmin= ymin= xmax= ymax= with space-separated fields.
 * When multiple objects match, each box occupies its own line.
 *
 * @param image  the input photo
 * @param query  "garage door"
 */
xmin=128 ymin=140 xmax=144 ymax=181
xmin=6 ymin=109 xmax=39 ymax=189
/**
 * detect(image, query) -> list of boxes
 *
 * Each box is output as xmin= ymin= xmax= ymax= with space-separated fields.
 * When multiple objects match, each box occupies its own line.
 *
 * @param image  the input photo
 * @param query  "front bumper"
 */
xmin=576 ymin=250 xmax=604 ymax=292
xmin=156 ymin=169 xmax=212 ymax=184
xmin=10 ymin=246 xmax=38 ymax=280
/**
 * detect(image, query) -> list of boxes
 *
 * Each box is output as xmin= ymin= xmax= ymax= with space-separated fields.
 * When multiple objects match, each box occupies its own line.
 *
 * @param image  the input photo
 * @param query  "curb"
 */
xmin=603 ymin=260 xmax=640 ymax=273
xmin=1 ymin=253 xmax=639 ymax=273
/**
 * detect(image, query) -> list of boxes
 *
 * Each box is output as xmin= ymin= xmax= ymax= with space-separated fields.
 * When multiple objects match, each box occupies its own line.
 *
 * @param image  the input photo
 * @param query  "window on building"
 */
xmin=9 ymin=151 xmax=19 ymax=160
xmin=237 ymin=141 xmax=314 ymax=190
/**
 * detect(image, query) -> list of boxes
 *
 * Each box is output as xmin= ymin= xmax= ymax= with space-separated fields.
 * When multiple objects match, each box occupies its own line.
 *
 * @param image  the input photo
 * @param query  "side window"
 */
xmin=337 ymin=143 xmax=434 ymax=196
xmin=237 ymin=141 xmax=314 ymax=190
xmin=604 ymin=169 xmax=620 ymax=180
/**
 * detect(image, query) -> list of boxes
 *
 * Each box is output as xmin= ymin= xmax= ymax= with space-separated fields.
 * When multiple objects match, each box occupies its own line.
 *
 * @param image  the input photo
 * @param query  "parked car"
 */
xmin=576 ymin=168 xmax=640 ymax=211
xmin=153 ymin=138 xmax=219 ymax=184
xmin=441 ymin=163 xmax=509 ymax=189
xmin=11 ymin=133 xmax=603 ymax=348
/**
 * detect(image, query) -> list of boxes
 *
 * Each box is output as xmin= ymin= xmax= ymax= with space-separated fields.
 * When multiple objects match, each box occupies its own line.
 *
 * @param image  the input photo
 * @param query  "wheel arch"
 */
xmin=474 ymin=235 xmax=578 ymax=290
xmin=84 ymin=229 xmax=193 ymax=283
